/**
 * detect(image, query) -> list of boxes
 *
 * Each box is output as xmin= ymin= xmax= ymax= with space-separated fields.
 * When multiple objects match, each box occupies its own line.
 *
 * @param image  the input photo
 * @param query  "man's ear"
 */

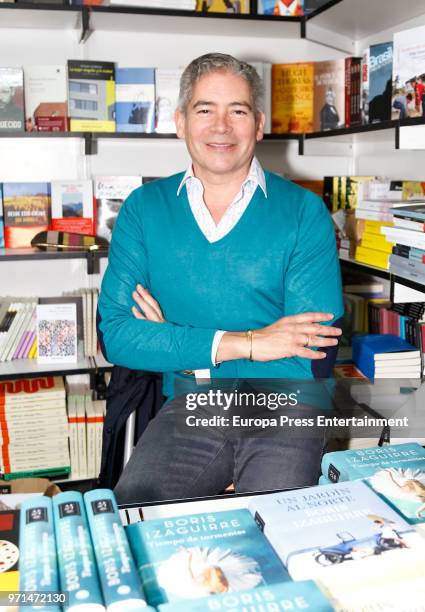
xmin=175 ymin=109 xmax=185 ymax=139
xmin=255 ymin=111 xmax=265 ymax=142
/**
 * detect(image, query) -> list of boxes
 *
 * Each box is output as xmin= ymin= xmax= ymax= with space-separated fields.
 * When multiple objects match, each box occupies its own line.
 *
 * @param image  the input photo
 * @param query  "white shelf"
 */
xmin=310 ymin=0 xmax=425 ymax=41
xmin=0 ymin=4 xmax=80 ymax=30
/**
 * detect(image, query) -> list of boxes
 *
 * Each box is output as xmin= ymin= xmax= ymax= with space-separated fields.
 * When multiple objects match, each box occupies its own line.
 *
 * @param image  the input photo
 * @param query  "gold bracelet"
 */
xmin=246 ymin=330 xmax=253 ymax=361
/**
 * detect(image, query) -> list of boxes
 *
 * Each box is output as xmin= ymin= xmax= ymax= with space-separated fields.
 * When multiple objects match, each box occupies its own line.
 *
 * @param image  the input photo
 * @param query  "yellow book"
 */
xmin=355 ymin=245 xmax=390 ymax=269
xmin=195 ymin=0 xmax=249 ymax=12
xmin=364 ymin=220 xmax=394 ymax=235
xmin=272 ymin=62 xmax=314 ymax=134
xmin=28 ymin=339 xmax=37 ymax=359
xmin=360 ymin=233 xmax=394 ymax=253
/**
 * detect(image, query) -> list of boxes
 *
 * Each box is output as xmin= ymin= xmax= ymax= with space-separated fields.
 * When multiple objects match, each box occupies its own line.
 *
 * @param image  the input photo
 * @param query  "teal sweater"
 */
xmin=98 ymin=171 xmax=344 ymax=397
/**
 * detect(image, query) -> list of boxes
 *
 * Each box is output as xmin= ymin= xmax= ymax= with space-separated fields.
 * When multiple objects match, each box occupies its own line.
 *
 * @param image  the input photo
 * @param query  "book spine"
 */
xmin=19 ymin=496 xmax=61 ymax=611
xmin=52 ymin=491 xmax=105 ymax=611
xmin=345 ymin=58 xmax=351 ymax=128
xmin=84 ymin=489 xmax=146 ymax=611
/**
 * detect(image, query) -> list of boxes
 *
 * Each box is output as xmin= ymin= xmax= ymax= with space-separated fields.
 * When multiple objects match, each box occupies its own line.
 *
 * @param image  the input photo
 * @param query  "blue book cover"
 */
xmin=126 ymin=508 xmax=290 ymax=608
xmin=321 ymin=443 xmax=425 ymax=529
xmin=52 ymin=491 xmax=105 ymax=612
xmin=115 ymin=68 xmax=155 ymax=133
xmin=352 ymin=334 xmax=418 ymax=380
xmin=248 ymin=481 xmax=425 ymax=611
xmin=368 ymin=42 xmax=393 ymax=124
xmin=0 ymin=183 xmax=4 ymax=248
xmin=19 ymin=496 xmax=61 ymax=611
xmin=158 ymin=581 xmax=333 ymax=611
xmin=390 ymin=203 xmax=425 ymax=222
xmin=84 ymin=489 xmax=146 ymax=611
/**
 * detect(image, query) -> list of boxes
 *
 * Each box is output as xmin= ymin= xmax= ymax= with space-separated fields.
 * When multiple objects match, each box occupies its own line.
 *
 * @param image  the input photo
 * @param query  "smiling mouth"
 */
xmin=206 ymin=143 xmax=235 ymax=149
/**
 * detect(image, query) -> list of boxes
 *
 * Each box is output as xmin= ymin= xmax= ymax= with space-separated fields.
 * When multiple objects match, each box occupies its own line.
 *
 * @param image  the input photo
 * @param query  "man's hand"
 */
xmin=216 ymin=312 xmax=342 ymax=363
xmin=132 ymin=284 xmax=165 ymax=322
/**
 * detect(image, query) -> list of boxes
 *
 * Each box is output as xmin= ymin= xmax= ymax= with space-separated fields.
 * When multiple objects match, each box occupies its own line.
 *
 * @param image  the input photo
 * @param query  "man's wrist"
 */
xmin=216 ymin=331 xmax=251 ymax=363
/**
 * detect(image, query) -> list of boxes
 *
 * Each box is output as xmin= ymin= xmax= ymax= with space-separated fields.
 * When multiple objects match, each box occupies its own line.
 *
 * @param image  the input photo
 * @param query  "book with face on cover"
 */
xmin=368 ymin=42 xmax=393 ymax=124
xmin=0 ymin=67 xmax=24 ymax=132
xmin=126 ymin=509 xmax=290 ymax=608
xmin=248 ymin=481 xmax=425 ymax=612
xmin=155 ymin=69 xmax=183 ymax=134
xmin=313 ymin=59 xmax=345 ymax=132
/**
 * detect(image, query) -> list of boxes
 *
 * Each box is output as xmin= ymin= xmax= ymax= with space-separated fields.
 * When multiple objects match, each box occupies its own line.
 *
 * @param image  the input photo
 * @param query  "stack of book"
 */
xmin=0 ymin=376 xmax=70 ymax=480
xmin=352 ymin=333 xmax=422 ymax=380
xmin=65 ymin=374 xmax=105 ymax=480
xmin=383 ymin=203 xmax=425 ymax=284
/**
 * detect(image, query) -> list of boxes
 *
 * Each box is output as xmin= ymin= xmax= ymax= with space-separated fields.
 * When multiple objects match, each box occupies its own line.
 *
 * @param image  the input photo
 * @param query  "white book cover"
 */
xmin=66 ymin=390 xmax=80 ymax=480
xmin=91 ymin=288 xmax=98 ymax=357
xmin=23 ymin=65 xmax=67 ymax=130
xmin=248 ymin=61 xmax=271 ymax=133
xmin=392 ymin=24 xmax=425 ymax=120
xmin=382 ymin=226 xmax=425 ymax=250
xmin=4 ymin=301 xmax=35 ymax=361
xmin=85 ymin=289 xmax=93 ymax=358
xmin=85 ymin=395 xmax=96 ymax=478
xmin=50 ymin=180 xmax=94 ymax=233
xmin=76 ymin=393 xmax=88 ymax=480
xmin=36 ymin=303 xmax=77 ymax=364
xmin=94 ymin=175 xmax=142 ymax=242
xmin=155 ymin=68 xmax=183 ymax=133
xmin=0 ymin=302 xmax=25 ymax=362
xmin=93 ymin=399 xmax=105 ymax=478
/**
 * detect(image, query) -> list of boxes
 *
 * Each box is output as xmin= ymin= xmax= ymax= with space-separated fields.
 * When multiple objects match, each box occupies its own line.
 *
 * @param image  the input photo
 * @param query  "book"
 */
xmin=345 ymin=57 xmax=362 ymax=128
xmin=0 ymin=509 xmax=20 ymax=592
xmin=391 ymin=203 xmax=425 ymax=222
xmin=158 ymin=581 xmax=333 ymax=611
xmin=36 ymin=303 xmax=78 ymax=364
xmin=19 ymin=496 xmax=60 ymax=610
xmin=313 ymin=60 xmax=345 ymax=132
xmin=272 ymin=63 xmax=314 ymax=134
xmin=368 ymin=42 xmax=393 ymax=124
xmin=352 ymin=334 xmax=420 ymax=380
xmin=52 ymin=491 xmax=105 ymax=611
xmin=23 ymin=65 xmax=67 ymax=132
xmin=2 ymin=182 xmax=50 ymax=249
xmin=68 ymin=60 xmax=116 ymax=132
xmin=155 ymin=69 xmax=183 ymax=133
xmin=0 ymin=184 xmax=4 ymax=248
xmin=0 ymin=67 xmax=24 ymax=132
xmin=94 ymin=175 xmax=142 ymax=242
xmin=248 ymin=481 xmax=425 ymax=611
xmin=51 ymin=180 xmax=95 ymax=235
xmin=354 ymin=245 xmax=390 ymax=269
xmin=321 ymin=443 xmax=425 ymax=530
xmin=392 ymin=24 xmax=425 ymax=120
xmin=382 ymin=225 xmax=425 ymax=250
xmin=126 ymin=508 xmax=290 ymax=608
xmin=248 ymin=62 xmax=272 ymax=133
xmin=115 ymin=68 xmax=155 ymax=133
xmin=361 ymin=47 xmax=370 ymax=125
xmin=84 ymin=489 xmax=146 ymax=610
xmin=258 ymin=0 xmax=304 ymax=16
xmin=196 ymin=0 xmax=248 ymax=12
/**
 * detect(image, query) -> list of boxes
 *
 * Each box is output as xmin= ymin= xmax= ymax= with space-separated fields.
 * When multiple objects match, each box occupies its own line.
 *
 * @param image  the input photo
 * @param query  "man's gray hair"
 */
xmin=178 ymin=53 xmax=264 ymax=116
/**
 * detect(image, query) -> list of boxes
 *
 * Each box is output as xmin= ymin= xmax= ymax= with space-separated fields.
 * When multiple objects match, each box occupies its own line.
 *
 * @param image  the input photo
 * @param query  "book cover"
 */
xmin=52 ymin=491 xmax=105 ymax=611
xmin=352 ymin=334 xmax=419 ymax=380
xmin=19 ymin=496 xmax=61 ymax=610
xmin=0 ymin=376 xmax=65 ymax=405
xmin=196 ymin=0 xmax=248 ymax=12
xmin=0 ymin=509 xmax=20 ymax=592
xmin=272 ymin=63 xmax=314 ymax=134
xmin=51 ymin=180 xmax=95 ymax=235
xmin=368 ymin=42 xmax=393 ymax=124
xmin=249 ymin=481 xmax=425 ymax=611
xmin=115 ymin=68 xmax=155 ymax=133
xmin=258 ymin=0 xmax=304 ymax=16
xmin=392 ymin=24 xmax=425 ymax=120
xmin=68 ymin=60 xmax=116 ymax=132
xmin=23 ymin=65 xmax=67 ymax=132
xmin=36 ymin=303 xmax=78 ymax=364
xmin=391 ymin=203 xmax=425 ymax=222
xmin=94 ymin=175 xmax=142 ymax=242
xmin=158 ymin=581 xmax=333 ymax=611
xmin=321 ymin=443 xmax=425 ymax=527
xmin=361 ymin=47 xmax=370 ymax=125
xmin=345 ymin=57 xmax=362 ymax=127
xmin=84 ymin=489 xmax=146 ymax=611
xmin=0 ymin=67 xmax=24 ymax=132
xmin=2 ymin=182 xmax=50 ymax=248
xmin=126 ymin=509 xmax=290 ymax=608
xmin=155 ymin=69 xmax=183 ymax=133
xmin=313 ymin=59 xmax=345 ymax=132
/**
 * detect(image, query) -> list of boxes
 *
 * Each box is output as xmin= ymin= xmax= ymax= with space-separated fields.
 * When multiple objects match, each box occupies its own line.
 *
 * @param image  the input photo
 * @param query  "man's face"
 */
xmin=0 ymin=87 xmax=13 ymax=109
xmin=175 ymin=70 xmax=264 ymax=179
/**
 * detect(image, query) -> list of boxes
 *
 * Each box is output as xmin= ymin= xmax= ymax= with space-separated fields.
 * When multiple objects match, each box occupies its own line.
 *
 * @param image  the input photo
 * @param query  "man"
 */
xmin=98 ymin=53 xmax=343 ymax=504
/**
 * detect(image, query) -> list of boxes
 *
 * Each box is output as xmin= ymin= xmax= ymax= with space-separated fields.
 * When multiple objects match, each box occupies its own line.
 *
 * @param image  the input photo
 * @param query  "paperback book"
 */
xmin=68 ymin=60 xmax=116 ymax=132
xmin=126 ymin=508 xmax=290 ymax=608
xmin=368 ymin=42 xmax=393 ymax=124
xmin=272 ymin=62 xmax=314 ymax=133
xmin=155 ymin=69 xmax=183 ymax=133
xmin=23 ymin=65 xmax=68 ymax=131
xmin=248 ymin=480 xmax=425 ymax=611
xmin=94 ymin=175 xmax=142 ymax=241
xmin=115 ymin=68 xmax=155 ymax=133
xmin=36 ymin=303 xmax=78 ymax=364
xmin=2 ymin=182 xmax=50 ymax=248
xmin=51 ymin=180 xmax=95 ymax=234
xmin=313 ymin=59 xmax=345 ymax=132
xmin=392 ymin=24 xmax=425 ymax=120
xmin=196 ymin=0 xmax=248 ymax=13
xmin=0 ymin=67 xmax=24 ymax=132
xmin=258 ymin=0 xmax=304 ymax=15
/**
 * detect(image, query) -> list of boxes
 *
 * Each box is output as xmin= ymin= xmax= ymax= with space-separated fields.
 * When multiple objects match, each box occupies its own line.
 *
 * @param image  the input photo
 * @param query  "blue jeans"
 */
xmin=114 ymin=394 xmax=328 ymax=505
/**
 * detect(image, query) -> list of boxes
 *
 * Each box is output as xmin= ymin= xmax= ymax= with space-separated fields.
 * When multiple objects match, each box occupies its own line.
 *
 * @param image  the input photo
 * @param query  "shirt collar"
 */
xmin=176 ymin=156 xmax=267 ymax=198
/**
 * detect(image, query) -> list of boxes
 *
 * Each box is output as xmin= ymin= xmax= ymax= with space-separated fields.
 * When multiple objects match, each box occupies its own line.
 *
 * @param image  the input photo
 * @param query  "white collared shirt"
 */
xmin=176 ymin=157 xmax=267 ymax=370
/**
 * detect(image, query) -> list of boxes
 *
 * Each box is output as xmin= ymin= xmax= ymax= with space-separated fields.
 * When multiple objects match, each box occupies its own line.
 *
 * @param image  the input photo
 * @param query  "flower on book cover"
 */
xmin=156 ymin=546 xmax=263 ymax=598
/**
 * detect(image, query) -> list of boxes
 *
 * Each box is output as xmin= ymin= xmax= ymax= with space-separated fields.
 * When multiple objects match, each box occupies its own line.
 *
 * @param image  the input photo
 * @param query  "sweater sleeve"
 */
xmin=283 ymin=191 xmax=344 ymax=323
xmin=97 ymin=189 xmax=218 ymax=372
